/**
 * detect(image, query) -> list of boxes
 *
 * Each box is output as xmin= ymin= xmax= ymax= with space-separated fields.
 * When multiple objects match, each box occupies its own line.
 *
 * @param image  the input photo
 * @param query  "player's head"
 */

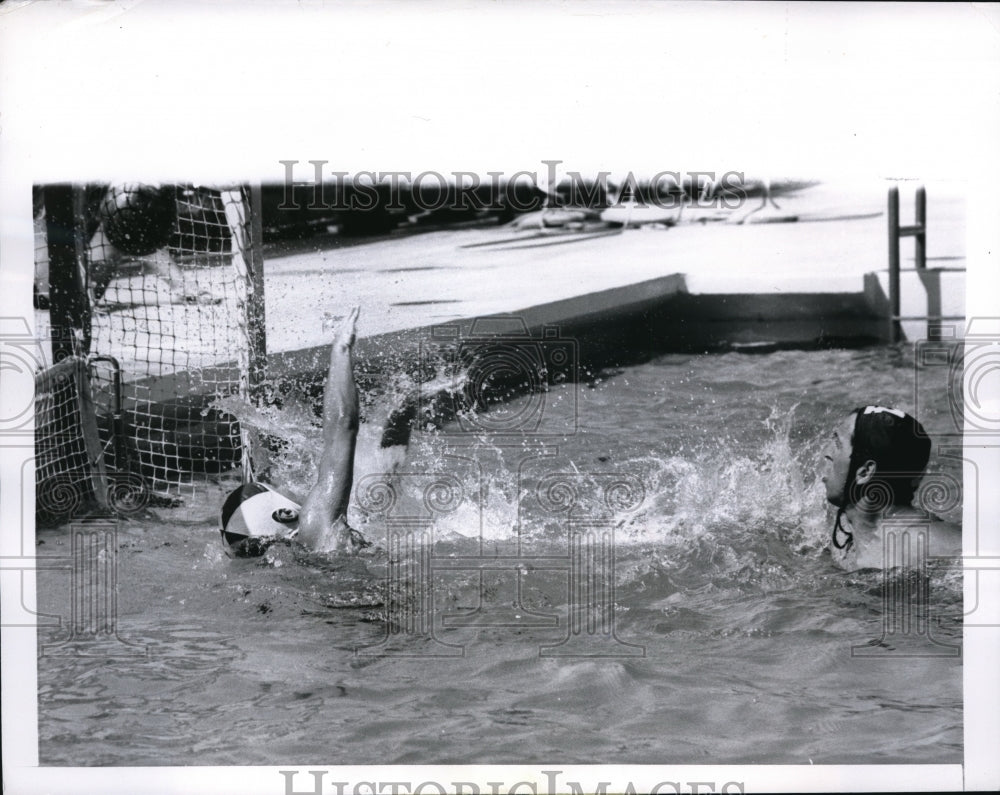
xmin=220 ymin=483 xmax=299 ymax=557
xmin=822 ymin=406 xmax=931 ymax=510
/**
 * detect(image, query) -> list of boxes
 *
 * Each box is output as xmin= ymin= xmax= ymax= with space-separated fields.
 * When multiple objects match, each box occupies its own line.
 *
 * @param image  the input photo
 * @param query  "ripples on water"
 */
xmin=37 ymin=346 xmax=963 ymax=765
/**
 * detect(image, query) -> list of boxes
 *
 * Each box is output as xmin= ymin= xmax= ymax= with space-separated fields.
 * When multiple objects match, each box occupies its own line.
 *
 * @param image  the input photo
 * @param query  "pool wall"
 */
xmin=132 ymin=261 xmax=965 ymax=412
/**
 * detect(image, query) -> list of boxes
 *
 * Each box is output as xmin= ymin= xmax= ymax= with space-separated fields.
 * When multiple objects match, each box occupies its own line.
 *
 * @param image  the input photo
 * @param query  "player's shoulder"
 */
xmin=880 ymin=509 xmax=961 ymax=558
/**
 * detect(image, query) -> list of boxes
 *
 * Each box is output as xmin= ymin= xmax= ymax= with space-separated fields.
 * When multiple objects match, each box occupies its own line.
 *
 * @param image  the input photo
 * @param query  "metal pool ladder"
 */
xmin=887 ymin=185 xmax=964 ymax=343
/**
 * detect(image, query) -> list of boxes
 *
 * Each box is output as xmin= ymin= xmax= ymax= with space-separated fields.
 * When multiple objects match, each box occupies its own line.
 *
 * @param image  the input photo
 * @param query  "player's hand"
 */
xmin=332 ymin=305 xmax=360 ymax=352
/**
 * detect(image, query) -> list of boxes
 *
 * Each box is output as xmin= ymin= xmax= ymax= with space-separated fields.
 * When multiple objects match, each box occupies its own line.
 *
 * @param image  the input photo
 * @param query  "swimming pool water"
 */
xmin=36 ymin=345 xmax=963 ymax=765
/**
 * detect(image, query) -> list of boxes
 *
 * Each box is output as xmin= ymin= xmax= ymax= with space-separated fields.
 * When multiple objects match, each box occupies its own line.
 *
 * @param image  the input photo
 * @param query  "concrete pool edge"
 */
xmin=129 ymin=265 xmax=966 ymax=408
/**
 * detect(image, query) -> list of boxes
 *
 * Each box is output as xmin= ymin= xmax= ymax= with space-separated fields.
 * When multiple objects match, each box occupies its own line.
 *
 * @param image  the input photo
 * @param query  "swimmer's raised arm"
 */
xmin=297 ymin=307 xmax=369 ymax=553
xmin=219 ymin=307 xmax=369 ymax=557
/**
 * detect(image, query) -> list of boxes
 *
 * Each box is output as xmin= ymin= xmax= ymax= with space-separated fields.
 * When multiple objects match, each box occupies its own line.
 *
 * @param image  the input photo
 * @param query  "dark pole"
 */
xmin=236 ymin=184 xmax=269 ymax=486
xmin=914 ymin=185 xmax=926 ymax=271
xmin=887 ymin=186 xmax=901 ymax=344
xmin=44 ymin=184 xmax=90 ymax=362
xmin=246 ymin=183 xmax=268 ymax=404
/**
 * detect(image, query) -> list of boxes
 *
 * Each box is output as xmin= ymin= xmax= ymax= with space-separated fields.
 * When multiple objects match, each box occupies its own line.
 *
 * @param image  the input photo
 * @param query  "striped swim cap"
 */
xmin=220 ymin=482 xmax=300 ymax=558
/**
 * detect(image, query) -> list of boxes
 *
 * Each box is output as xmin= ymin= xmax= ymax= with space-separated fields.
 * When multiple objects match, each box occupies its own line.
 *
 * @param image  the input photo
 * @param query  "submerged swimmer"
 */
xmin=221 ymin=307 xmax=370 ymax=557
xmin=820 ymin=405 xmax=961 ymax=570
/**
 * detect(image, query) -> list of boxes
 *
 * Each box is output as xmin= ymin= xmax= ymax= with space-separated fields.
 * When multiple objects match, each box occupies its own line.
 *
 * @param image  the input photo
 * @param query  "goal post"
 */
xmin=42 ymin=184 xmax=91 ymax=362
xmin=35 ymin=182 xmax=268 ymax=513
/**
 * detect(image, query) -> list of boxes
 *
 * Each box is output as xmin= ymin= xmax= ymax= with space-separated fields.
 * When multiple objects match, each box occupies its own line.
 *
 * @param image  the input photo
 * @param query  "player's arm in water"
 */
xmin=296 ymin=306 xmax=370 ymax=554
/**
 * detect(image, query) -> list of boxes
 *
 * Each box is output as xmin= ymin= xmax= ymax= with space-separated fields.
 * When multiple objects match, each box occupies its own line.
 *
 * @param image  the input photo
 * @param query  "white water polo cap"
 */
xmin=220 ymin=483 xmax=300 ymax=557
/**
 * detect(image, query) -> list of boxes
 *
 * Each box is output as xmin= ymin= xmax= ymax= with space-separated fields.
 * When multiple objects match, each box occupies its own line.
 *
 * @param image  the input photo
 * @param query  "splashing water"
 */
xmin=37 ymin=346 xmax=964 ymax=766
xmin=217 ymin=351 xmax=957 ymax=596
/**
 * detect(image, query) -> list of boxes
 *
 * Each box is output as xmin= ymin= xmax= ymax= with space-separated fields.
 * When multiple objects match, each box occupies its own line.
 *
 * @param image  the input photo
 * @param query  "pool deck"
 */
xmin=259 ymin=181 xmax=965 ymax=389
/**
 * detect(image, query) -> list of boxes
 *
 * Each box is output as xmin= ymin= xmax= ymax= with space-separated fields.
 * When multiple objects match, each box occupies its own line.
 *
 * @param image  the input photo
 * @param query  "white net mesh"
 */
xmin=34 ymin=184 xmax=261 ymax=504
xmin=34 ymin=357 xmax=103 ymax=524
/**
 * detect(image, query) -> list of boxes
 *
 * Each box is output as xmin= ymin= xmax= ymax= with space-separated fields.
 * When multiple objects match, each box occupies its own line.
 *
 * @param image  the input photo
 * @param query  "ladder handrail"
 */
xmin=887 ymin=185 xmax=929 ymax=343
